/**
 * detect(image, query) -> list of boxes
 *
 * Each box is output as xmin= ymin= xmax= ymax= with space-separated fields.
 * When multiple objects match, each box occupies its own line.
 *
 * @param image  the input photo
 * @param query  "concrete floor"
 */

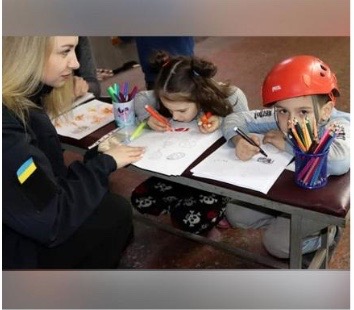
xmin=97 ymin=36 xmax=350 ymax=269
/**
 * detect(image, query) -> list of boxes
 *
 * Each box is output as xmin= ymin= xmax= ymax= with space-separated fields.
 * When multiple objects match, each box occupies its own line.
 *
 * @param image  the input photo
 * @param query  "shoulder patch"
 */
xmin=17 ymin=157 xmax=37 ymax=184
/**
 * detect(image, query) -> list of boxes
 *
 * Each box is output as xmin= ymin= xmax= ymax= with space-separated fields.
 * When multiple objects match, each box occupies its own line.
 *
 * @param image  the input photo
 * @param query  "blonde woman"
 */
xmin=3 ymin=36 xmax=144 ymax=269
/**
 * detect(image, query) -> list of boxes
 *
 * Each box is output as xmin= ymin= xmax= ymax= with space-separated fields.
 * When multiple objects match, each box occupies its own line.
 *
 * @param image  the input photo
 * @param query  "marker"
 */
xmin=123 ymin=82 xmax=129 ymax=100
xmin=145 ymin=105 xmax=172 ymax=130
xmin=233 ymin=126 xmax=268 ymax=157
xmin=129 ymin=121 xmax=146 ymax=142
xmin=107 ymin=87 xmax=119 ymax=102
xmin=198 ymin=112 xmax=213 ymax=127
xmin=128 ymin=86 xmax=138 ymax=101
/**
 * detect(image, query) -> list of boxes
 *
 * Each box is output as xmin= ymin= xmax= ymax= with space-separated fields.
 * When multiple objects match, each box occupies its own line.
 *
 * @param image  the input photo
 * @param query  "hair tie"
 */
xmin=162 ymin=58 xmax=171 ymax=67
xmin=193 ymin=70 xmax=200 ymax=76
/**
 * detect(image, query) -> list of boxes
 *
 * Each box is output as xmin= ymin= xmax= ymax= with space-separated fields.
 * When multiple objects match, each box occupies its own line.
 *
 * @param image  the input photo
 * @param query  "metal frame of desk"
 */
xmin=60 ymin=118 xmax=350 ymax=269
xmin=128 ymin=165 xmax=350 ymax=269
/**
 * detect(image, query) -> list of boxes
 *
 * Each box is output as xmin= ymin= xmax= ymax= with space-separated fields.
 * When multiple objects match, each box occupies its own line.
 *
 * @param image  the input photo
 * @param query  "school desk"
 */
xmin=127 ymin=139 xmax=350 ymax=269
xmin=59 ymin=103 xmax=350 ymax=269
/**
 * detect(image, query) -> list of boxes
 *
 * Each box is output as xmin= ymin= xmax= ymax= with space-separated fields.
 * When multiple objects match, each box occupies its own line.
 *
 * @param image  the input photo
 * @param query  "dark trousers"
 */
xmin=38 ymin=193 xmax=133 ymax=269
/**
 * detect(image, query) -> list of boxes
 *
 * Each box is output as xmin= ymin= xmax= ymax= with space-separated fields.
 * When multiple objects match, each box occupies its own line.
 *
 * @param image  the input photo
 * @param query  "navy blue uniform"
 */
xmin=2 ymin=87 xmax=132 ymax=269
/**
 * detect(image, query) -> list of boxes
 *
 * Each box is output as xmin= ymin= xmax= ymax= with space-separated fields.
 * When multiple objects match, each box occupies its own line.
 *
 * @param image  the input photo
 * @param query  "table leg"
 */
xmin=289 ymin=214 xmax=303 ymax=269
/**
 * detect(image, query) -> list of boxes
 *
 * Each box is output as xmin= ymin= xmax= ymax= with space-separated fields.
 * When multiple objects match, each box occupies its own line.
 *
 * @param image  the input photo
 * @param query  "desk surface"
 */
xmin=185 ymin=169 xmax=350 ymax=218
xmin=60 ymin=119 xmax=350 ymax=220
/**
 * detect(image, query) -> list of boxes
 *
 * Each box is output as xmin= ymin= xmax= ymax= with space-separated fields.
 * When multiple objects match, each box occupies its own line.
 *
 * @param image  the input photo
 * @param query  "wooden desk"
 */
xmin=60 ymin=121 xmax=350 ymax=269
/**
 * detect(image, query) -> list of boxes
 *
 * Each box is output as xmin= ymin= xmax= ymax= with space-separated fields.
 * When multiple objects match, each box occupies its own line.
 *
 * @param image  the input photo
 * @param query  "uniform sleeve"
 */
xmin=2 ymin=111 xmax=117 ymax=247
xmin=133 ymin=90 xmax=159 ymax=122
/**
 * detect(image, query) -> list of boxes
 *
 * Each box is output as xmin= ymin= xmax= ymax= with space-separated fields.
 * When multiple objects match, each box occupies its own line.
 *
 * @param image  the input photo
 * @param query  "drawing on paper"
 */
xmin=257 ymin=157 xmax=274 ymax=164
xmin=174 ymin=127 xmax=190 ymax=132
xmin=129 ymin=120 xmax=223 ymax=176
xmin=52 ymin=100 xmax=114 ymax=140
xmin=166 ymin=152 xmax=186 ymax=160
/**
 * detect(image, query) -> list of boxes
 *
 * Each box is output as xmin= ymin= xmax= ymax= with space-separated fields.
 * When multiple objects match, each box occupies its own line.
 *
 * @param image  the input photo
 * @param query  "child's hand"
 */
xmin=198 ymin=115 xmax=221 ymax=134
xmin=233 ymin=134 xmax=261 ymax=161
xmin=73 ymin=76 xmax=89 ymax=99
xmin=103 ymin=144 xmax=145 ymax=168
xmin=263 ymin=130 xmax=286 ymax=151
xmin=147 ymin=116 xmax=171 ymax=132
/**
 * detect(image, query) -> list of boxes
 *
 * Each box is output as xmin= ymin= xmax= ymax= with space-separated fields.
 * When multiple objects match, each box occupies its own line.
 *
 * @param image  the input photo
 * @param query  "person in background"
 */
xmin=222 ymin=55 xmax=350 ymax=259
xmin=131 ymin=50 xmax=249 ymax=234
xmin=2 ymin=36 xmax=145 ymax=269
xmin=135 ymin=36 xmax=194 ymax=90
xmin=73 ymin=36 xmax=101 ymax=98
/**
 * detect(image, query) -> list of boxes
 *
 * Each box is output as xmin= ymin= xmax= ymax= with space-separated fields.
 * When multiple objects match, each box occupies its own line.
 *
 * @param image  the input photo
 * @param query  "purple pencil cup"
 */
xmin=294 ymin=148 xmax=329 ymax=189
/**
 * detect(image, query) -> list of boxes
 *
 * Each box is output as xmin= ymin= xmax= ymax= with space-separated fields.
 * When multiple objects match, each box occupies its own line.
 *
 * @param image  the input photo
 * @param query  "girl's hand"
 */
xmin=232 ymin=134 xmax=261 ymax=161
xmin=103 ymin=144 xmax=145 ymax=168
xmin=198 ymin=115 xmax=221 ymax=134
xmin=147 ymin=116 xmax=171 ymax=132
xmin=73 ymin=76 xmax=89 ymax=98
xmin=263 ymin=130 xmax=286 ymax=151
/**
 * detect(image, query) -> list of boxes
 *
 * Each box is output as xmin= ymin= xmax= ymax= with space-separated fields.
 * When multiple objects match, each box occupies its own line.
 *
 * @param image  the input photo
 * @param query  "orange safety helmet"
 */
xmin=262 ymin=55 xmax=340 ymax=107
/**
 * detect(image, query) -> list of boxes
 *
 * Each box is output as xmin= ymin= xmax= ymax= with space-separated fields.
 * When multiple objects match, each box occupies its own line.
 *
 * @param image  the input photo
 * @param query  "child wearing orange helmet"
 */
xmin=222 ymin=55 xmax=350 ymax=260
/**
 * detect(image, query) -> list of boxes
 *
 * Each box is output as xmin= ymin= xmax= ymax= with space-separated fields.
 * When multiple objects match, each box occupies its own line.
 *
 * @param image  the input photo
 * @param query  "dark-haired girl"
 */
xmin=134 ymin=51 xmax=249 ymax=133
xmin=131 ymin=51 xmax=249 ymax=235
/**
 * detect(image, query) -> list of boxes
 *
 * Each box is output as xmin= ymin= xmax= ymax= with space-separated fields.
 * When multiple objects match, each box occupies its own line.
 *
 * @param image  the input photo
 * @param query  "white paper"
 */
xmin=52 ymin=99 xmax=114 ymax=139
xmin=129 ymin=120 xmax=222 ymax=176
xmin=286 ymin=161 xmax=296 ymax=172
xmin=191 ymin=135 xmax=293 ymax=194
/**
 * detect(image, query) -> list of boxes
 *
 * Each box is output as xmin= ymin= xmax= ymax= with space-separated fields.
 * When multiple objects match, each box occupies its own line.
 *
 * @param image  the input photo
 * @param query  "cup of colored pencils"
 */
xmin=289 ymin=117 xmax=337 ymax=189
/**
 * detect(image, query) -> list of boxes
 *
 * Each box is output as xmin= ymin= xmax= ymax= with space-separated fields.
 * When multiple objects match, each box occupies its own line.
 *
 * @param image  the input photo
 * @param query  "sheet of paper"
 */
xmin=52 ymin=99 xmax=114 ymax=140
xmin=129 ymin=120 xmax=222 ymax=176
xmin=191 ymin=135 xmax=294 ymax=194
xmin=286 ymin=161 xmax=295 ymax=172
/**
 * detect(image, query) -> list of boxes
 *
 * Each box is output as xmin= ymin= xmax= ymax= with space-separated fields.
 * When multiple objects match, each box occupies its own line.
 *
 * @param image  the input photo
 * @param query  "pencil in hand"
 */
xmin=233 ymin=126 xmax=268 ymax=157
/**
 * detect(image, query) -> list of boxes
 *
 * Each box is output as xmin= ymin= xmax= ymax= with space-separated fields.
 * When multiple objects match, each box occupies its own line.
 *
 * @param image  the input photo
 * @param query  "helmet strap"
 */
xmin=311 ymin=95 xmax=332 ymax=129
xmin=311 ymin=95 xmax=321 ymax=124
xmin=273 ymin=105 xmax=291 ymax=145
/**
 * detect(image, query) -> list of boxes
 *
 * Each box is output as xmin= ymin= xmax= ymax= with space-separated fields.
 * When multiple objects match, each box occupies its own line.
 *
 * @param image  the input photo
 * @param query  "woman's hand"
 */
xmin=198 ymin=115 xmax=221 ymax=134
xmin=103 ymin=144 xmax=145 ymax=168
xmin=233 ymin=134 xmax=261 ymax=161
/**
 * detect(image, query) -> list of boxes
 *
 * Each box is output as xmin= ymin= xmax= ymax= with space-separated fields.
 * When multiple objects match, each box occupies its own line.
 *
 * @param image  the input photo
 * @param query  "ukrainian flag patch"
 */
xmin=17 ymin=157 xmax=37 ymax=184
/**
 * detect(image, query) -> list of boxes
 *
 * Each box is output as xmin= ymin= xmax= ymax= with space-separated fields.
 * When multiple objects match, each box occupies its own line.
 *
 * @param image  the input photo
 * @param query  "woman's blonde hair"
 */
xmin=2 ymin=36 xmax=74 ymax=123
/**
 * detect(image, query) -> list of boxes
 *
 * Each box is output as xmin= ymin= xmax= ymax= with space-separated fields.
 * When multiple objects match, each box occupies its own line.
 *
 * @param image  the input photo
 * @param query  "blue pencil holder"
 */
xmin=294 ymin=148 xmax=329 ymax=189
